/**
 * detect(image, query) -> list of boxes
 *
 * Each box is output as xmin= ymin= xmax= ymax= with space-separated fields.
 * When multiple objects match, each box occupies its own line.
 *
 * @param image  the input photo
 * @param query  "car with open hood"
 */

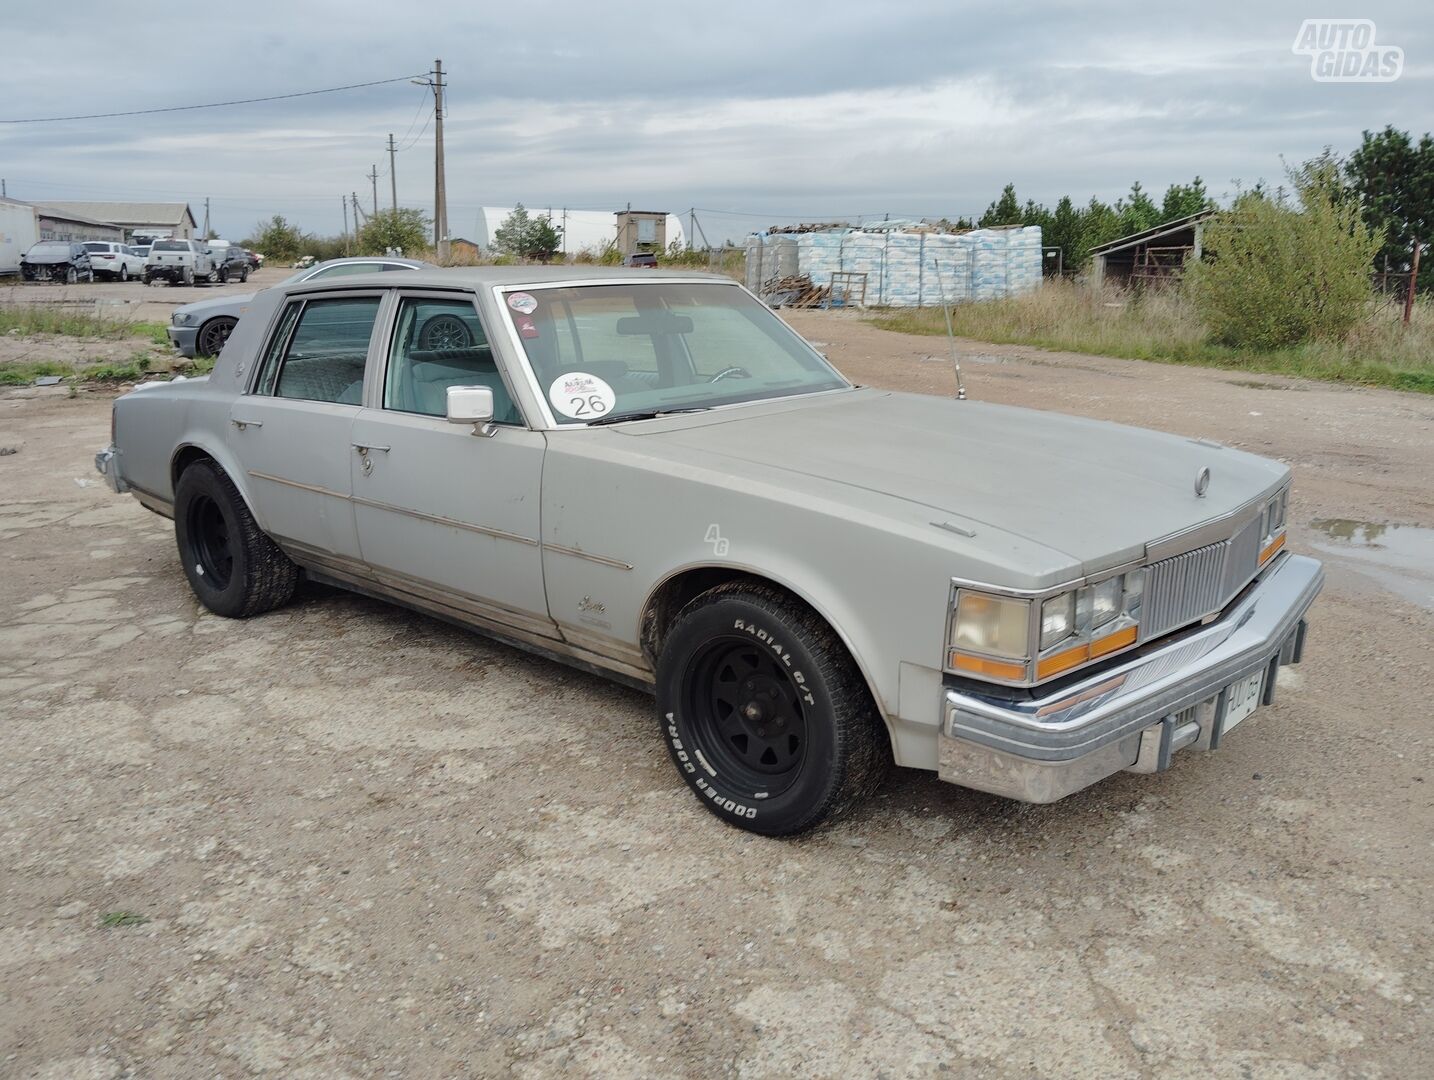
xmin=95 ymin=267 xmax=1323 ymax=835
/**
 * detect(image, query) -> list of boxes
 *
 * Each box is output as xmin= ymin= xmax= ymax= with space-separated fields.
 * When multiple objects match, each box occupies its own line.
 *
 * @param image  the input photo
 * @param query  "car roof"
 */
xmin=282 ymin=265 xmax=733 ymax=294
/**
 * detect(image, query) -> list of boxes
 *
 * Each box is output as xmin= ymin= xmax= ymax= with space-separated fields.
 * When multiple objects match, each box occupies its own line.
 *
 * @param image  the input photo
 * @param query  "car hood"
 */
xmin=172 ymin=292 xmax=257 ymax=320
xmin=618 ymin=389 xmax=1287 ymax=574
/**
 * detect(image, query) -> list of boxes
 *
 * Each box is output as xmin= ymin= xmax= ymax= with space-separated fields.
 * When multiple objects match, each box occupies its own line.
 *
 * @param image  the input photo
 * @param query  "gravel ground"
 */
xmin=1 ymin=313 xmax=1430 ymax=1078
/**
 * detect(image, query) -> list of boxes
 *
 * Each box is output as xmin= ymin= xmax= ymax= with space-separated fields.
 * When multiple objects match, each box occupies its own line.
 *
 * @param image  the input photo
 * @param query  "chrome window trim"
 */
xmin=489 ymin=277 xmax=851 ymax=432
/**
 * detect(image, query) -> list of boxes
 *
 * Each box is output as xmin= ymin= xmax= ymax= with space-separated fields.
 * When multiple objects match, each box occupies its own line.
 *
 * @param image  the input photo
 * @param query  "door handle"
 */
xmin=231 ymin=418 xmax=263 ymax=430
xmin=352 ymin=443 xmax=390 ymax=454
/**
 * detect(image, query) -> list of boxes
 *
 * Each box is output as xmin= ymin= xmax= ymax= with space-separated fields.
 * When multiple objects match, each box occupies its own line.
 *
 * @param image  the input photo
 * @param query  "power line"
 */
xmin=1 ymin=74 xmax=427 ymax=124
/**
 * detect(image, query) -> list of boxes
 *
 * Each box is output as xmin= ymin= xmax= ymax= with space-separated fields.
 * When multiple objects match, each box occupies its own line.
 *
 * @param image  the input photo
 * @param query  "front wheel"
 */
xmin=65 ymin=267 xmax=78 ymax=284
xmin=656 ymin=583 xmax=888 ymax=836
xmin=119 ymin=265 xmax=130 ymax=282
xmin=197 ymin=316 xmax=238 ymax=357
xmin=173 ymin=460 xmax=299 ymax=618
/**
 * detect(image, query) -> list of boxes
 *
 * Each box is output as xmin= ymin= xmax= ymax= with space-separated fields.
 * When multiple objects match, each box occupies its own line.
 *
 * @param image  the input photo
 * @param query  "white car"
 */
xmin=83 ymin=242 xmax=146 ymax=282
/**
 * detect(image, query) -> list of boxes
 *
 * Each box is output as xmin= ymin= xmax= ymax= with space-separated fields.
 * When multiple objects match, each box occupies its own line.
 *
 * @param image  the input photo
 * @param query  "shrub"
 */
xmin=1186 ymin=161 xmax=1382 ymax=349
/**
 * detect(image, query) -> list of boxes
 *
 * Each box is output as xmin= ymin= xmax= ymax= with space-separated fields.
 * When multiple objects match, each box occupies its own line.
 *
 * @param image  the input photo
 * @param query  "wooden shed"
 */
xmin=1090 ymin=210 xmax=1216 ymax=288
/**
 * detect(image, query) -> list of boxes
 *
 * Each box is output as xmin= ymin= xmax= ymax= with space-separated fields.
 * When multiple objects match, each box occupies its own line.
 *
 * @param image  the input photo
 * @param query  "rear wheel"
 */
xmin=656 ymin=583 xmax=888 ymax=836
xmin=173 ymin=460 xmax=299 ymax=618
xmin=182 ymin=266 xmax=194 ymax=287
xmin=239 ymin=266 xmax=249 ymax=283
xmin=197 ymin=317 xmax=238 ymax=357
xmin=217 ymin=266 xmax=229 ymax=284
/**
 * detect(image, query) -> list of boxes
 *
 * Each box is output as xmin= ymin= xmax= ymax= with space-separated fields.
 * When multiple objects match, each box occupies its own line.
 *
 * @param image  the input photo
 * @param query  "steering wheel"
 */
xmin=418 ymin=314 xmax=474 ymax=350
xmin=708 ymin=366 xmax=751 ymax=383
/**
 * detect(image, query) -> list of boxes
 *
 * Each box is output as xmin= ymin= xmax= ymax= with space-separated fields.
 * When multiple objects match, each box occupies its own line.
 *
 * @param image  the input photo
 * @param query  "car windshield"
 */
xmin=502 ymin=282 xmax=849 ymax=425
xmin=29 ymin=242 xmax=71 ymax=255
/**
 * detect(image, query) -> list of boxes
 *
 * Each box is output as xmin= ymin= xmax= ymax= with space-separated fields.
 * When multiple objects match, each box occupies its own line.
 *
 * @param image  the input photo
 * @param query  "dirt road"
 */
xmin=1 ymin=314 xmax=1430 ymax=1078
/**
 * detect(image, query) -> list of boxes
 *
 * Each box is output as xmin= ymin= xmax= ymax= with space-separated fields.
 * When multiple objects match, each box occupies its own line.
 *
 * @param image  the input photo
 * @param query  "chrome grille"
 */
xmin=1144 ymin=521 xmax=1263 ymax=639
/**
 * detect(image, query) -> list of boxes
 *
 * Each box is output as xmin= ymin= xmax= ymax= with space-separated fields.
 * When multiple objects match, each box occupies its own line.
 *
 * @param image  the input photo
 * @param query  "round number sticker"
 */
xmin=548 ymin=372 xmax=616 ymax=420
xmin=507 ymin=291 xmax=538 ymax=314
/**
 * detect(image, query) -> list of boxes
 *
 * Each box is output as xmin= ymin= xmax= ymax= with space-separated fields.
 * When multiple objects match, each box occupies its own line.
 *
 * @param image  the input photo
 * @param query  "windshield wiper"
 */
xmin=586 ymin=406 xmax=710 ymax=427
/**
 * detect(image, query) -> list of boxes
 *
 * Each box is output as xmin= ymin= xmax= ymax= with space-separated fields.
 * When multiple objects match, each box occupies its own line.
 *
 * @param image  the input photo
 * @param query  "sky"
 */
xmin=0 ymin=1 xmax=1428 ymax=245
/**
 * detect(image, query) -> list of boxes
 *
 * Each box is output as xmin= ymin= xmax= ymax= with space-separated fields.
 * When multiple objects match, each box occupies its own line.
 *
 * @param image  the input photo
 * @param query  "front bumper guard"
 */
xmin=94 ymin=445 xmax=129 ymax=494
xmin=939 ymin=552 xmax=1323 ymax=803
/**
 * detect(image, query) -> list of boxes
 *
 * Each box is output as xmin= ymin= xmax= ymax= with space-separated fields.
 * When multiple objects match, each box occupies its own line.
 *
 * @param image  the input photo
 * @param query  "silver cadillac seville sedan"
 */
xmin=95 ymin=267 xmax=1323 ymax=835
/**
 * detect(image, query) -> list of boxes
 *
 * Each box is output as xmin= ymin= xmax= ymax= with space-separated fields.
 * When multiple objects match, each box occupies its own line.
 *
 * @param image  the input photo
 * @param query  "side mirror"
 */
xmin=446 ymin=385 xmax=496 ymax=437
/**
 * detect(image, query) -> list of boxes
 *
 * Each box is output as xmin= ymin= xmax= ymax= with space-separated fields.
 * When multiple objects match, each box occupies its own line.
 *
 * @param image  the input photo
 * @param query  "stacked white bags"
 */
xmin=748 ymin=225 xmax=1043 ymax=306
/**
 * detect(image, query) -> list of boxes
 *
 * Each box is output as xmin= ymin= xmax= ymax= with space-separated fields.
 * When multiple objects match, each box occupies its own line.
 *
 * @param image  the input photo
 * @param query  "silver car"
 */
xmin=96 ymin=267 xmax=1322 ymax=835
xmin=165 ymin=256 xmax=428 ymax=358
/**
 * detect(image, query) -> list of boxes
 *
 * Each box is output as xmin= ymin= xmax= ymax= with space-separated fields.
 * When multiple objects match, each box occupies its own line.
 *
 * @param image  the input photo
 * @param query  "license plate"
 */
xmin=1222 ymin=670 xmax=1264 ymax=734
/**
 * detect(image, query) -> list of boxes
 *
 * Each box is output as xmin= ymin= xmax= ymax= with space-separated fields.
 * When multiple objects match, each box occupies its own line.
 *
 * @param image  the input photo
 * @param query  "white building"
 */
xmin=470 ymin=207 xmax=685 ymax=256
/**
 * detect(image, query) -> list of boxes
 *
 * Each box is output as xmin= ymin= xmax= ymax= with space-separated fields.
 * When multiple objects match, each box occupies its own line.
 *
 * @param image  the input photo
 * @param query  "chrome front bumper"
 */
xmin=939 ymin=553 xmax=1323 ymax=803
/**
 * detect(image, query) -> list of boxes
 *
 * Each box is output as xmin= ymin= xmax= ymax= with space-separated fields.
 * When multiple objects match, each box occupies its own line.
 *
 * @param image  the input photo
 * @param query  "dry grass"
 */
xmin=867 ymin=281 xmax=1434 ymax=394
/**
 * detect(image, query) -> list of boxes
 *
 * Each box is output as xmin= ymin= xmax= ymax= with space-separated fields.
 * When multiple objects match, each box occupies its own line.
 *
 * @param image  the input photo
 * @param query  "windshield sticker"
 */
xmin=548 ymin=371 xmax=616 ymax=419
xmin=515 ymin=314 xmax=540 ymax=339
xmin=507 ymin=291 xmax=538 ymax=314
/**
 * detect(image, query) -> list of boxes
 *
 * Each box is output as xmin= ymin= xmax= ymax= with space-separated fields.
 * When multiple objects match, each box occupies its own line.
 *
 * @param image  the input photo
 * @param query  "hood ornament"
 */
xmin=1194 ymin=466 xmax=1211 ymax=498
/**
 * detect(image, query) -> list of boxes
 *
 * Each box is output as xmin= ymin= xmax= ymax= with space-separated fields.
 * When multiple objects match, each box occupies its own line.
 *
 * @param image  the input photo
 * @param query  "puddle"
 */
xmin=1307 ymin=519 xmax=1434 ymax=611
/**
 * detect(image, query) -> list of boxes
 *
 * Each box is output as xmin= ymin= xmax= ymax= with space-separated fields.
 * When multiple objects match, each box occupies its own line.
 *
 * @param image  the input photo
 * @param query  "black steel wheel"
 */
xmin=418 ymin=314 xmax=473 ymax=350
xmin=197 ymin=317 xmax=238 ymax=357
xmin=685 ymin=638 xmax=810 ymax=794
xmin=174 ymin=460 xmax=298 ymax=618
xmin=656 ymin=582 xmax=888 ymax=835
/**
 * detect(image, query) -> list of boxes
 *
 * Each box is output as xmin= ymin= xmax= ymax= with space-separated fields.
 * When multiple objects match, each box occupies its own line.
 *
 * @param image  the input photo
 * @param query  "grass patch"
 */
xmin=0 ymin=306 xmax=167 ymax=343
xmin=865 ymin=281 xmax=1434 ymax=394
xmin=100 ymin=911 xmax=150 ymax=928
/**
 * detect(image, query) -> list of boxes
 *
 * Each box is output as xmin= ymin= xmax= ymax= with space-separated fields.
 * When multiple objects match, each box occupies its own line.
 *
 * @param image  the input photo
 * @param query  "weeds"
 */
xmin=0 ymin=307 xmax=167 ymax=343
xmin=866 ymin=280 xmax=1434 ymax=394
xmin=100 ymin=911 xmax=149 ymax=928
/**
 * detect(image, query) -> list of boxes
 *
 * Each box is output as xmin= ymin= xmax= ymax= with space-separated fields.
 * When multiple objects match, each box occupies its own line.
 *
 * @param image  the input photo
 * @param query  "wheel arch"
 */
xmin=639 ymin=562 xmax=895 ymax=750
xmin=170 ymin=441 xmax=262 ymax=523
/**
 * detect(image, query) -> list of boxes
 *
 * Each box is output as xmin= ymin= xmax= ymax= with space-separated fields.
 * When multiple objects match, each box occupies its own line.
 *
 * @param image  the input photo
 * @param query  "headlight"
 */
xmin=172 ymin=312 xmax=193 ymax=325
xmin=1040 ymin=593 xmax=1074 ymax=649
xmin=951 ymin=593 xmax=1029 ymax=659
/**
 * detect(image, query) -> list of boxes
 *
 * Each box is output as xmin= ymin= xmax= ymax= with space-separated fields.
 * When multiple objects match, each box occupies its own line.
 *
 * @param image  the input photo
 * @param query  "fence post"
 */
xmin=1404 ymin=239 xmax=1422 ymax=326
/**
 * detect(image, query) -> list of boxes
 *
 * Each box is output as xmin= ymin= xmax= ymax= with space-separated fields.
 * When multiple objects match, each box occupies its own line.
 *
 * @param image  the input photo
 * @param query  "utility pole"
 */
xmin=1 ymin=178 xmax=6 ymax=198
xmin=341 ymin=195 xmax=349 ymax=255
xmin=202 ymin=197 xmax=210 ymax=240
xmin=352 ymin=192 xmax=366 ymax=227
xmin=368 ymin=165 xmax=379 ymax=217
xmin=412 ymin=59 xmax=448 ymax=259
xmin=387 ymin=134 xmax=398 ymax=212
xmin=689 ymin=207 xmax=695 ymax=251
xmin=1404 ymin=239 xmax=1422 ymax=325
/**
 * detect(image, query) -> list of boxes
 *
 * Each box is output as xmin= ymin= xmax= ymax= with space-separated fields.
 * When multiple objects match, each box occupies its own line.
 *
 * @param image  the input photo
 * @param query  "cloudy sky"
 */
xmin=1 ymin=1 xmax=1427 ymax=244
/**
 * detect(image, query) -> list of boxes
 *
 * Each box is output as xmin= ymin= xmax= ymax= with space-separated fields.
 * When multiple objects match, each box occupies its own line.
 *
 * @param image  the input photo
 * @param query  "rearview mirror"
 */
xmin=615 ymin=313 xmax=694 ymax=336
xmin=446 ymin=385 xmax=496 ymax=437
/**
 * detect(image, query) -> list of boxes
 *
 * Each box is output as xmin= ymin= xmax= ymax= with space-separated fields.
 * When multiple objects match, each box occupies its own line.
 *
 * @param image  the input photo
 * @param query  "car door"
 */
xmin=348 ymin=291 xmax=557 ymax=640
xmin=228 ymin=290 xmax=388 ymax=569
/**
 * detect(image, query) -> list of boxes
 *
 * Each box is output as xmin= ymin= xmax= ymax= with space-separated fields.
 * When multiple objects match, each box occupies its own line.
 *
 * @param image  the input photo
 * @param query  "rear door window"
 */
xmin=253 ymin=296 xmax=382 ymax=405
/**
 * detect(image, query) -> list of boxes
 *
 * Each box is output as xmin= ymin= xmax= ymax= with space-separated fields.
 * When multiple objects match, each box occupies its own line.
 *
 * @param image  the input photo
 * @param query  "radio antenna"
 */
xmin=932 ymin=260 xmax=967 ymax=400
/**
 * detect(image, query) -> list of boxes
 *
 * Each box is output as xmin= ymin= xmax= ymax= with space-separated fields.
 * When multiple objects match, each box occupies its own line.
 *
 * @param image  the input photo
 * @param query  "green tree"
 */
xmin=1186 ymin=156 xmax=1382 ymax=349
xmin=1160 ymin=177 xmax=1216 ymax=221
xmin=1115 ymin=181 xmax=1161 ymax=235
xmin=492 ymin=204 xmax=563 ymax=261
xmin=356 ymin=207 xmax=430 ymax=257
xmin=979 ymin=183 xmax=1022 ymax=227
xmin=1345 ymin=125 xmax=1433 ymax=288
xmin=245 ymin=215 xmax=306 ymax=261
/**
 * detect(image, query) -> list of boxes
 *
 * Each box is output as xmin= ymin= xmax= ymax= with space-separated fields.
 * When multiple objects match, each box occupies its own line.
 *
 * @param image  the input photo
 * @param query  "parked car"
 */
xmin=624 ymin=252 xmax=659 ymax=267
xmin=145 ymin=239 xmax=216 ymax=286
xmin=130 ymin=243 xmax=152 ymax=262
xmin=96 ymin=268 xmax=1323 ymax=836
xmin=207 ymin=244 xmax=251 ymax=284
xmin=243 ymin=249 xmax=262 ymax=272
xmin=165 ymin=256 xmax=428 ymax=357
xmin=19 ymin=241 xmax=94 ymax=283
xmin=83 ymin=241 xmax=146 ymax=282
